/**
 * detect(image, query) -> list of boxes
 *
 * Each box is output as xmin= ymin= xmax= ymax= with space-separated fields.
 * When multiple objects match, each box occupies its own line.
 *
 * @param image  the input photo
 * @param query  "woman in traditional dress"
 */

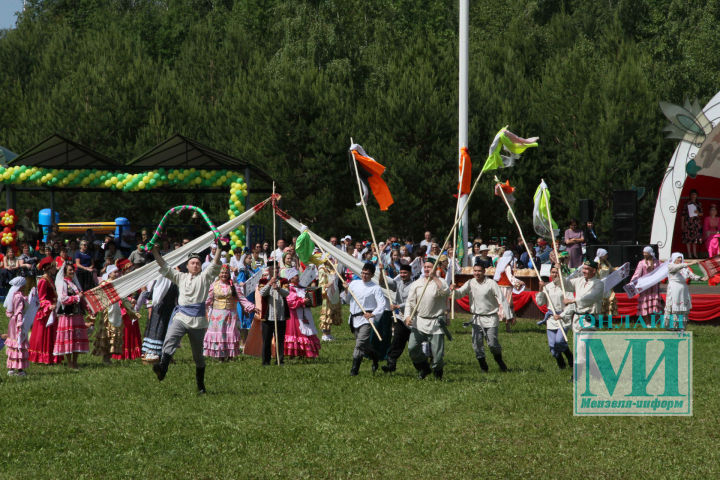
xmin=112 ymin=259 xmax=142 ymax=360
xmin=283 ymin=268 xmax=321 ymax=359
xmin=564 ymin=219 xmax=585 ymax=268
xmin=28 ymin=257 xmax=62 ymax=365
xmin=203 ymin=264 xmax=257 ymax=360
xmin=681 ymin=189 xmax=703 ymax=258
xmin=493 ymin=250 xmax=524 ymax=332
xmin=235 ymin=255 xmax=260 ymax=349
xmin=703 ymin=204 xmax=720 ymax=257
xmin=92 ymin=265 xmax=125 ymax=364
xmin=594 ymin=248 xmax=618 ymax=318
xmin=318 ymin=259 xmax=342 ymax=342
xmin=53 ymin=262 xmax=89 ymax=369
xmin=664 ymin=252 xmax=707 ymax=330
xmin=630 ymin=246 xmax=664 ymax=317
xmin=4 ymin=276 xmax=36 ymax=376
xmin=141 ymin=276 xmax=179 ymax=363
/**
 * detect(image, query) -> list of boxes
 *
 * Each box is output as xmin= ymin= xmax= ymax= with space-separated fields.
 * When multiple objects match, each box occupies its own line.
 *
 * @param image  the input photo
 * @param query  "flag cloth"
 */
xmin=458 ymin=147 xmax=472 ymax=196
xmin=481 ymin=126 xmax=539 ymax=173
xmin=494 ymin=180 xmax=516 ymax=224
xmin=349 ymin=143 xmax=394 ymax=211
xmin=456 ymin=223 xmax=465 ymax=266
xmin=533 ymin=180 xmax=558 ymax=238
xmin=295 ymin=230 xmax=315 ymax=264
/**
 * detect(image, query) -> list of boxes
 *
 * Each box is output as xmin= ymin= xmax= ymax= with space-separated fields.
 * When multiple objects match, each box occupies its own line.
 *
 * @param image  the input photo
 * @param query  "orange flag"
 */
xmin=350 ymin=144 xmax=394 ymax=211
xmin=458 ymin=147 xmax=472 ymax=196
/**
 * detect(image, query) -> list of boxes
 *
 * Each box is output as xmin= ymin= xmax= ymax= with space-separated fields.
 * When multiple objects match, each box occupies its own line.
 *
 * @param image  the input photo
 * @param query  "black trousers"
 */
xmin=261 ymin=320 xmax=286 ymax=365
xmin=386 ymin=320 xmax=411 ymax=365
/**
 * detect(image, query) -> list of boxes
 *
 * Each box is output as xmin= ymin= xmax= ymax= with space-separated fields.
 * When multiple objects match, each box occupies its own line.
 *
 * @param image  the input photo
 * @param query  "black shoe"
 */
xmin=350 ymin=357 xmax=362 ymax=376
xmin=433 ymin=368 xmax=443 ymax=380
xmin=196 ymin=367 xmax=206 ymax=394
xmin=493 ymin=353 xmax=508 ymax=372
xmin=381 ymin=362 xmax=396 ymax=373
xmin=153 ymin=353 xmax=172 ymax=381
xmin=477 ymin=357 xmax=489 ymax=372
xmin=413 ymin=361 xmax=432 ymax=379
xmin=564 ymin=350 xmax=573 ymax=366
xmin=555 ymin=355 xmax=567 ymax=370
xmin=372 ymin=359 xmax=379 ymax=374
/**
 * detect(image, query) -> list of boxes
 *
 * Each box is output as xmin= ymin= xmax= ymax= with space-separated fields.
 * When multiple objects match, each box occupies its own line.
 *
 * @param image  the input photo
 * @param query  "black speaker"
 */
xmin=613 ymin=215 xmax=637 ymax=244
xmin=579 ymin=199 xmax=595 ymax=224
xmin=613 ymin=190 xmax=637 ymax=217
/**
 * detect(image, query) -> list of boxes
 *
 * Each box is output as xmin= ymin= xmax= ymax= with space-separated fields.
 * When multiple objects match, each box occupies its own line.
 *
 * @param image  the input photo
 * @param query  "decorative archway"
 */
xmin=650 ymin=91 xmax=720 ymax=259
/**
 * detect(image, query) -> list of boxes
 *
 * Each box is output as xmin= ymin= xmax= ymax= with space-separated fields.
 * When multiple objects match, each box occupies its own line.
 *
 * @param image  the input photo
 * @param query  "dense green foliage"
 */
xmin=2 ymin=307 xmax=718 ymax=478
xmin=1 ymin=0 xmax=719 ymax=241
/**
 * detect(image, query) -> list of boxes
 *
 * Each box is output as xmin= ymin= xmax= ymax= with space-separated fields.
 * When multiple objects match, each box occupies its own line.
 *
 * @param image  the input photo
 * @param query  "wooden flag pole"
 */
xmin=272 ymin=182 xmax=281 ymax=365
xmin=541 ymin=179 xmax=568 ymax=301
xmin=450 ymin=150 xmax=468 ymax=321
xmin=494 ymin=176 xmax=567 ymax=342
xmin=406 ymin=167 xmax=487 ymax=323
xmin=315 ymin=243 xmax=382 ymax=341
xmin=349 ymin=139 xmax=399 ymax=323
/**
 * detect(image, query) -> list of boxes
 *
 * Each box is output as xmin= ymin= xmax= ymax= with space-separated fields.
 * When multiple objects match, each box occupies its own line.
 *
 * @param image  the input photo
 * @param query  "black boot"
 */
xmin=433 ymin=368 xmax=443 ymax=380
xmin=381 ymin=360 xmax=396 ymax=373
xmin=564 ymin=349 xmax=573 ymax=366
xmin=555 ymin=355 xmax=567 ymax=370
xmin=196 ymin=367 xmax=206 ymax=394
xmin=477 ymin=357 xmax=489 ymax=372
xmin=350 ymin=357 xmax=362 ymax=376
xmin=413 ymin=361 xmax=432 ymax=379
xmin=153 ymin=353 xmax=172 ymax=381
xmin=493 ymin=353 xmax=508 ymax=372
xmin=370 ymin=353 xmax=379 ymax=374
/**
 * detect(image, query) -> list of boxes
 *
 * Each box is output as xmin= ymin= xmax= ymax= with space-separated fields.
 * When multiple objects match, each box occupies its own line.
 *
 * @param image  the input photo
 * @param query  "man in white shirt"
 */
xmin=419 ymin=231 xmax=433 ymax=254
xmin=272 ymin=239 xmax=286 ymax=264
xmin=151 ymin=241 xmax=224 ymax=393
xmin=453 ymin=263 xmax=509 ymax=372
xmin=347 ymin=262 xmax=387 ymax=376
xmin=536 ymin=265 xmax=575 ymax=370
xmin=565 ymin=260 xmax=604 ymax=380
xmin=405 ymin=258 xmax=451 ymax=380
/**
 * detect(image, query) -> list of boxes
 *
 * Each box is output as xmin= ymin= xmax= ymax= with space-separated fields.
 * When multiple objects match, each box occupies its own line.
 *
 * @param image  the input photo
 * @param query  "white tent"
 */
xmin=651 ymin=91 xmax=720 ymax=260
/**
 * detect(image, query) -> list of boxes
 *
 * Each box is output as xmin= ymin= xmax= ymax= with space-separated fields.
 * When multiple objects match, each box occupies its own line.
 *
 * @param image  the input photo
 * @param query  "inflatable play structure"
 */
xmin=651 ymin=90 xmax=720 ymax=260
xmin=38 ymin=208 xmax=130 ymax=241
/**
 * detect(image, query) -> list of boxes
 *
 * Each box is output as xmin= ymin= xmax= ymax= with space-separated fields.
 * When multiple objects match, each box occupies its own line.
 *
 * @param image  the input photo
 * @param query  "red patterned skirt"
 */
xmin=53 ymin=314 xmax=89 ymax=355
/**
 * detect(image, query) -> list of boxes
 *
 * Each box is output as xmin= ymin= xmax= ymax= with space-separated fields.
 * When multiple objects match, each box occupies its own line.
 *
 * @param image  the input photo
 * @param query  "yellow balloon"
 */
xmin=138 ymin=181 xmax=146 ymax=189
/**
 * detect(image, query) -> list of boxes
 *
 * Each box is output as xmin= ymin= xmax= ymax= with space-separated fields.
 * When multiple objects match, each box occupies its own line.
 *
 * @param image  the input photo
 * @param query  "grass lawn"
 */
xmin=1 ymin=307 xmax=718 ymax=479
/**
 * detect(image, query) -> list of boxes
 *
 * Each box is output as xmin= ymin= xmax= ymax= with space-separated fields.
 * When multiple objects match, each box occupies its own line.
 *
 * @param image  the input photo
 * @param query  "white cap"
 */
xmin=342 ymin=235 xmax=352 ymax=241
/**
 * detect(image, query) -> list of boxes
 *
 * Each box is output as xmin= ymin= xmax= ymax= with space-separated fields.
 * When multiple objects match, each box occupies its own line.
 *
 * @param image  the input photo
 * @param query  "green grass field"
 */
xmin=1 ymin=307 xmax=718 ymax=479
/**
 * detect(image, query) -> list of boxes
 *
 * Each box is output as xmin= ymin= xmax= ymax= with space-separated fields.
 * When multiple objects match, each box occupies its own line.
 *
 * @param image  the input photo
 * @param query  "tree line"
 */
xmin=1 ymin=0 xmax=718 ymax=244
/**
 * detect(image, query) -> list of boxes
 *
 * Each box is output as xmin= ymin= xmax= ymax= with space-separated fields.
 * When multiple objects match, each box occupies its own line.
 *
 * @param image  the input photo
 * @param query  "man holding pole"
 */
xmin=405 ymin=258 xmax=451 ymax=380
xmin=347 ymin=262 xmax=387 ymax=376
xmin=452 ymin=262 xmax=509 ymax=372
xmin=565 ymin=260 xmax=604 ymax=380
xmin=259 ymin=261 xmax=289 ymax=366
xmin=536 ymin=265 xmax=575 ymax=370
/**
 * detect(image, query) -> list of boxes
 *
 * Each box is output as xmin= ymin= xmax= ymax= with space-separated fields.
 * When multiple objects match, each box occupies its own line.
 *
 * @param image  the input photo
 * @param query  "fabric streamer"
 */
xmin=83 ymin=197 xmax=272 ymax=314
xmin=601 ymin=262 xmax=630 ymax=295
xmin=624 ymin=261 xmax=669 ymax=298
xmin=533 ymin=180 xmax=558 ymax=238
xmin=482 ymin=126 xmax=539 ymax=173
xmin=143 ymin=205 xmax=222 ymax=252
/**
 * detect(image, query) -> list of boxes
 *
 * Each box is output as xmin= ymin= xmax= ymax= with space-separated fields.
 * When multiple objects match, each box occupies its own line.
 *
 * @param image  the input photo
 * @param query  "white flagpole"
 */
xmin=458 ymin=0 xmax=470 ymax=267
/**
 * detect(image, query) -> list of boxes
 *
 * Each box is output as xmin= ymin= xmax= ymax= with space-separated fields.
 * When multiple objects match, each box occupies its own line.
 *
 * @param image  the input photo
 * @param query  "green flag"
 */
xmin=295 ymin=231 xmax=315 ymax=264
xmin=481 ymin=127 xmax=539 ymax=173
xmin=533 ymin=180 xmax=558 ymax=238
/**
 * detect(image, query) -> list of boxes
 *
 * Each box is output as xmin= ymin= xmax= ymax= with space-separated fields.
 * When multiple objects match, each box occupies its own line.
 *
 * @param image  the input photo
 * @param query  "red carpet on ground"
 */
xmin=455 ymin=291 xmax=720 ymax=322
